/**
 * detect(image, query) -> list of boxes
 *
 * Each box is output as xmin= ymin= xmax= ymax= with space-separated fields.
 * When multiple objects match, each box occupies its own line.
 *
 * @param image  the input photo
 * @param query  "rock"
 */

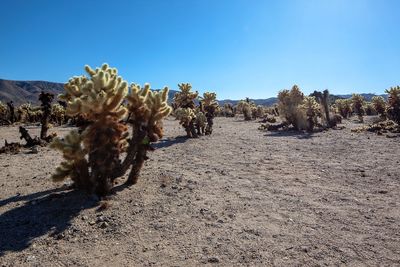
xmin=208 ymin=257 xmax=220 ymax=263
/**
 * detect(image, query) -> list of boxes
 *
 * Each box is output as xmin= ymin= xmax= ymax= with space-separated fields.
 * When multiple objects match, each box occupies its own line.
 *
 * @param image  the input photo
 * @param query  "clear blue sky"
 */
xmin=0 ymin=0 xmax=399 ymax=99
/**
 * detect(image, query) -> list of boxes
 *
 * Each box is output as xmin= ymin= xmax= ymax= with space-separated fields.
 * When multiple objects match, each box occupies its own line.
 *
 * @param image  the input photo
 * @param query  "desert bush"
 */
xmin=50 ymin=64 xmax=172 ymax=196
xmin=385 ymin=86 xmax=400 ymax=124
xmin=335 ymin=99 xmax=352 ymax=118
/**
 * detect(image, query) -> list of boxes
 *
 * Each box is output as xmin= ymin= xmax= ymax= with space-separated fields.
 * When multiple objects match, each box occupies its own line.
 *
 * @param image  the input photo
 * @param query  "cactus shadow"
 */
xmin=153 ymin=136 xmax=189 ymax=149
xmin=0 ymin=188 xmax=97 ymax=255
xmin=264 ymin=130 xmax=315 ymax=139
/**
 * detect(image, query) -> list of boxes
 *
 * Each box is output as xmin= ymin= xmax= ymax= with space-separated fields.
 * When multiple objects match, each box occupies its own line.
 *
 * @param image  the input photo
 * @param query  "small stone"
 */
xmin=208 ymin=257 xmax=220 ymax=263
xmin=89 ymin=221 xmax=96 ymax=225
xmin=99 ymin=222 xmax=109 ymax=229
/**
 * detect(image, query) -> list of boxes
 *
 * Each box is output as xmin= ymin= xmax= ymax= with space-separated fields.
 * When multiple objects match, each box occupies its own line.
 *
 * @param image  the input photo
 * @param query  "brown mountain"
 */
xmin=0 ymin=79 xmax=64 ymax=105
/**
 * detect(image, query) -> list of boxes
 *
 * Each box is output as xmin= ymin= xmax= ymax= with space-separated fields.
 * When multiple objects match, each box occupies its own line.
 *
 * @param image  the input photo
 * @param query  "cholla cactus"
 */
xmin=364 ymin=102 xmax=377 ymax=116
xmin=236 ymin=98 xmax=254 ymax=121
xmin=195 ymin=111 xmax=207 ymax=135
xmin=335 ymin=99 xmax=352 ymax=118
xmin=300 ymin=96 xmax=320 ymax=132
xmin=385 ymin=86 xmax=400 ymax=123
xmin=277 ymin=85 xmax=305 ymax=130
xmin=199 ymin=92 xmax=219 ymax=134
xmin=0 ymin=101 xmax=9 ymax=124
xmin=51 ymin=103 xmax=66 ymax=125
xmin=372 ymin=96 xmax=386 ymax=119
xmin=39 ymin=91 xmax=55 ymax=140
xmin=175 ymin=107 xmax=197 ymax=137
xmin=173 ymin=83 xmax=198 ymax=109
xmin=51 ymin=64 xmax=172 ymax=196
xmin=351 ymin=94 xmax=365 ymax=122
xmin=255 ymin=105 xmax=265 ymax=119
xmin=223 ymin=103 xmax=234 ymax=117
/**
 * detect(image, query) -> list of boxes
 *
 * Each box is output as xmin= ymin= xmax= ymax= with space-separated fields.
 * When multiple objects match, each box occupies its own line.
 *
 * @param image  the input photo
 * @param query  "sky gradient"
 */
xmin=0 ymin=0 xmax=399 ymax=99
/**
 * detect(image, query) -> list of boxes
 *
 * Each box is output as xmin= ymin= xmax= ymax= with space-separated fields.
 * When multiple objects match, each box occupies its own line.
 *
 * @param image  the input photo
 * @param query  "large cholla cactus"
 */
xmin=51 ymin=64 xmax=172 ymax=196
xmin=277 ymin=85 xmax=305 ymax=129
xmin=385 ymin=86 xmax=400 ymax=124
xmin=372 ymin=96 xmax=386 ymax=119
xmin=300 ymin=96 xmax=320 ymax=132
xmin=351 ymin=94 xmax=365 ymax=122
xmin=173 ymin=83 xmax=198 ymax=109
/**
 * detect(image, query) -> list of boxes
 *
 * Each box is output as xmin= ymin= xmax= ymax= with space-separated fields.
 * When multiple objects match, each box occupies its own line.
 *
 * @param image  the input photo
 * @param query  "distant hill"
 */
xmin=0 ymin=78 xmax=387 ymax=106
xmin=0 ymin=79 xmax=64 ymax=105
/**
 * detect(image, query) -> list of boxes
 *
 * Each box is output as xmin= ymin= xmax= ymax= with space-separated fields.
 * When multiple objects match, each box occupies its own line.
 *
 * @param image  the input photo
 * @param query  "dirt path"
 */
xmin=0 ymin=117 xmax=399 ymax=266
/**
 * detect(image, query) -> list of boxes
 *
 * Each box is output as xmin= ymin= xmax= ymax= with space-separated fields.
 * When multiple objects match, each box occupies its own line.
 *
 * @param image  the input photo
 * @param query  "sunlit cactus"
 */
xmin=223 ymin=103 xmax=234 ymax=117
xmin=175 ymin=107 xmax=197 ymax=137
xmin=277 ymin=85 xmax=305 ymax=130
xmin=300 ymin=96 xmax=320 ymax=132
xmin=51 ymin=64 xmax=172 ymax=196
xmin=351 ymin=94 xmax=365 ymax=122
xmin=173 ymin=83 xmax=198 ymax=109
xmin=255 ymin=105 xmax=265 ymax=119
xmin=335 ymin=99 xmax=352 ymax=118
xmin=0 ymin=101 xmax=10 ymax=125
xmin=195 ymin=111 xmax=207 ymax=135
xmin=372 ymin=96 xmax=386 ymax=119
xmin=385 ymin=86 xmax=400 ymax=124
xmin=364 ymin=102 xmax=377 ymax=116
xmin=51 ymin=103 xmax=66 ymax=125
xmin=199 ymin=92 xmax=219 ymax=134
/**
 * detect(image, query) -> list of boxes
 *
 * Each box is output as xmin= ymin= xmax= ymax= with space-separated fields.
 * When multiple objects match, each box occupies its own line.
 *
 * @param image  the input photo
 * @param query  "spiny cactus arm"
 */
xmin=61 ymin=63 xmax=128 ymax=120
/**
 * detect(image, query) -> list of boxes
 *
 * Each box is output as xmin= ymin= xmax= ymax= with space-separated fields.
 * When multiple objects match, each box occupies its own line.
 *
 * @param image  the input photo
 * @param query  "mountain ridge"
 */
xmin=0 ymin=78 xmax=387 ymax=106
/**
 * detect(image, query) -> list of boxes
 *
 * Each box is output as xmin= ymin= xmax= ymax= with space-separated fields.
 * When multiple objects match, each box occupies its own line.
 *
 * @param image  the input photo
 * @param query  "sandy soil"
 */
xmin=0 ymin=117 xmax=399 ymax=266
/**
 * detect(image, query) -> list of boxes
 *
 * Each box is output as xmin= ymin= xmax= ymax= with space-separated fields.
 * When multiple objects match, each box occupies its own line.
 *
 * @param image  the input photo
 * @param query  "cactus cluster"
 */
xmin=385 ymin=86 xmax=400 ymax=124
xmin=351 ymin=94 xmax=365 ymax=122
xmin=173 ymin=83 xmax=218 ymax=137
xmin=372 ymin=96 xmax=386 ymax=119
xmin=334 ymin=99 xmax=353 ymax=118
xmin=51 ymin=64 xmax=172 ymax=196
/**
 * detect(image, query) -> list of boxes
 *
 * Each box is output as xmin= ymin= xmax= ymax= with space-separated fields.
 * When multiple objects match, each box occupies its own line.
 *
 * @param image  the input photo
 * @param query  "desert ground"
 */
xmin=0 ymin=117 xmax=399 ymax=266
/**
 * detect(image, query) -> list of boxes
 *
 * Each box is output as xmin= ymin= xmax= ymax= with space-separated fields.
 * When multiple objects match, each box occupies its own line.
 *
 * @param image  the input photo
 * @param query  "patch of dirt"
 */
xmin=0 ymin=117 xmax=399 ymax=266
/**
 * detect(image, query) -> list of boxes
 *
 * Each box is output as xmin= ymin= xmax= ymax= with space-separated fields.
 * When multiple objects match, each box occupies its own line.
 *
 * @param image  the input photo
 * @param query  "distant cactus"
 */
xmin=0 ymin=101 xmax=9 ymax=124
xmin=351 ymin=94 xmax=365 ymax=122
xmin=335 ymin=99 xmax=352 ymax=118
xmin=364 ymin=102 xmax=377 ymax=116
xmin=372 ymin=96 xmax=386 ymax=119
xmin=277 ymin=85 xmax=305 ymax=130
xmin=39 ymin=91 xmax=55 ymax=141
xmin=51 ymin=64 xmax=172 ymax=196
xmin=173 ymin=83 xmax=198 ymax=109
xmin=300 ymin=96 xmax=320 ymax=132
xmin=385 ymin=86 xmax=400 ymax=124
xmin=199 ymin=92 xmax=219 ymax=134
xmin=173 ymin=85 xmax=218 ymax=137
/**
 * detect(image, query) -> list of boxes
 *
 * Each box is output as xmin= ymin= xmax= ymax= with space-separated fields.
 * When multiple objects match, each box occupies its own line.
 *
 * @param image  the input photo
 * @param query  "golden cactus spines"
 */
xmin=51 ymin=64 xmax=173 ymax=196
